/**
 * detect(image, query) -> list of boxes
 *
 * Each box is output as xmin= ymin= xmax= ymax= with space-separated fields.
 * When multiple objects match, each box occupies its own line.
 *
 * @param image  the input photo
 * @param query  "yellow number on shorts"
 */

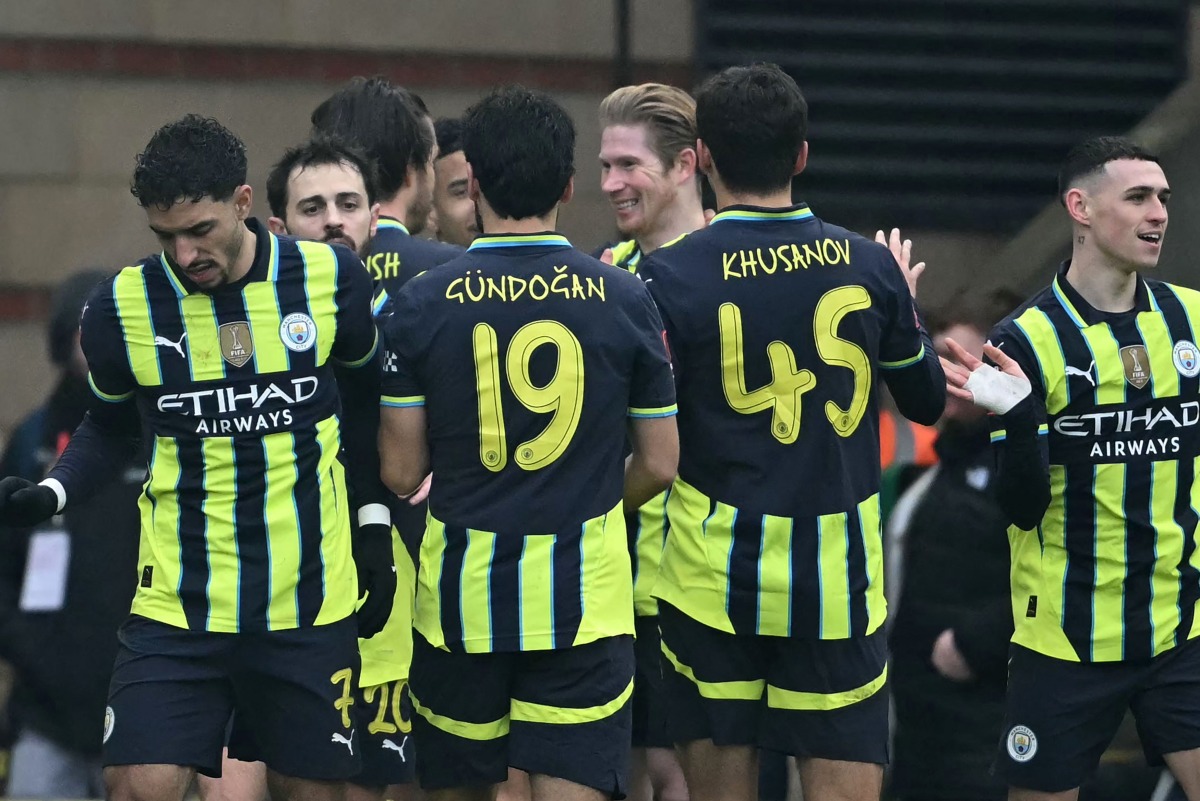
xmin=472 ymin=320 xmax=585 ymax=471
xmin=330 ymin=667 xmax=355 ymax=729
xmin=719 ymin=287 xmax=873 ymax=443
xmin=364 ymin=680 xmax=411 ymax=735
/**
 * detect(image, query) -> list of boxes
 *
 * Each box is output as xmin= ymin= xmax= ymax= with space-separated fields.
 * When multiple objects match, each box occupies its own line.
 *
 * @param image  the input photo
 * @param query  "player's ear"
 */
xmin=266 ymin=217 xmax=289 ymax=236
xmin=1064 ymin=187 xmax=1090 ymax=227
xmin=675 ymin=147 xmax=699 ymax=182
xmin=560 ymin=176 xmax=574 ymax=206
xmin=696 ymin=139 xmax=713 ymax=176
xmin=466 ymin=163 xmax=481 ymax=203
xmin=369 ymin=202 xmax=380 ymax=238
xmin=232 ymin=185 xmax=253 ymax=221
xmin=794 ymin=141 xmax=809 ymax=177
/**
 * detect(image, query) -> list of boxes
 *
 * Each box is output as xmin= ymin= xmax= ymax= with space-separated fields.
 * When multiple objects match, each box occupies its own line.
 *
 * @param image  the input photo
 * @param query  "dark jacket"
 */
xmin=888 ymin=418 xmax=1013 ymax=801
xmin=0 ymin=374 xmax=141 ymax=755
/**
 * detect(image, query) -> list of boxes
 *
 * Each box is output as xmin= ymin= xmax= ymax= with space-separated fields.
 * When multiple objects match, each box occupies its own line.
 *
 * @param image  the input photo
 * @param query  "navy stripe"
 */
xmin=726 ymin=512 xmax=764 ymax=633
xmin=233 ymin=436 xmax=270 ymax=630
xmin=790 ymin=514 xmax=821 ymax=637
xmin=551 ymin=527 xmax=584 ymax=647
xmin=439 ymin=525 xmax=468 ymax=649
xmin=174 ymin=437 xmax=211 ymax=630
xmin=489 ymin=531 xmax=521 ymax=649
xmin=845 ymin=507 xmax=870 ymax=636
xmin=274 ymin=238 xmax=317 ymax=374
xmin=292 ymin=428 xmax=325 ymax=626
xmin=142 ymin=270 xmax=189 ymax=387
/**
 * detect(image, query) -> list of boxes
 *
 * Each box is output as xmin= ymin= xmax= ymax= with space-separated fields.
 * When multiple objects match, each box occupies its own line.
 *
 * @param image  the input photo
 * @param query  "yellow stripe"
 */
xmin=633 ymin=492 xmax=668 ymax=616
xmin=628 ymin=404 xmax=678 ymax=418
xmin=1139 ymin=311 xmax=1180 ymax=398
xmin=181 ymin=293 xmax=224 ymax=382
xmin=574 ymin=504 xmax=635 ymax=646
xmin=409 ymin=690 xmax=509 ymax=741
xmin=879 ymin=345 xmax=924 ymax=370
xmin=1015 ymin=309 xmax=1066 ymax=414
xmin=519 ymin=534 xmax=556 ymax=650
xmin=201 ymin=436 xmax=239 ymax=631
xmin=415 ymin=516 xmax=448 ymax=649
xmin=264 ymin=431 xmax=302 ymax=630
xmin=1191 ymin=452 xmax=1200 ymax=642
xmin=130 ymin=436 xmax=189 ymax=628
xmin=382 ymin=394 xmax=425 ymax=407
xmin=88 ymin=373 xmax=133 ymax=402
xmin=660 ymin=640 xmax=764 ymax=701
xmin=511 ymin=678 xmax=634 ymax=725
xmin=860 ymin=494 xmax=886 ymax=634
xmin=1091 ymin=462 xmax=1126 ymax=661
xmin=1150 ymin=459 xmax=1182 ymax=655
xmin=112 ymin=267 xmax=162 ymax=387
xmin=297 ymin=240 xmax=339 ymax=365
xmin=706 ymin=502 xmax=737 ymax=622
xmin=818 ymin=510 xmax=851 ymax=639
xmin=243 ymin=281 xmax=289 ymax=376
xmin=758 ymin=514 xmax=792 ymax=636
xmin=339 ymin=328 xmax=379 ymax=368
xmin=767 ymin=664 xmax=888 ymax=711
xmin=656 ymin=478 xmax=737 ymax=634
xmin=460 ymin=529 xmax=495 ymax=649
xmin=314 ymin=416 xmax=356 ymax=626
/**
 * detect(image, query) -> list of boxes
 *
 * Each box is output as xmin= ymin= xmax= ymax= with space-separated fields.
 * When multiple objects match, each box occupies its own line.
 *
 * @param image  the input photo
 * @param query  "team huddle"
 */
xmin=0 ymin=60 xmax=1198 ymax=801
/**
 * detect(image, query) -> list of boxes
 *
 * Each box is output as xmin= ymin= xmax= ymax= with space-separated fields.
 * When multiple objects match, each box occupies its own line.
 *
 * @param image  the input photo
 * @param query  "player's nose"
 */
xmin=601 ymin=171 xmax=623 ymax=194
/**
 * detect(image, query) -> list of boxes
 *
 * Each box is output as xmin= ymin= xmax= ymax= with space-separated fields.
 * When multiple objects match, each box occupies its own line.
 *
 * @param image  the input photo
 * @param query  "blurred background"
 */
xmin=0 ymin=0 xmax=1196 ymax=429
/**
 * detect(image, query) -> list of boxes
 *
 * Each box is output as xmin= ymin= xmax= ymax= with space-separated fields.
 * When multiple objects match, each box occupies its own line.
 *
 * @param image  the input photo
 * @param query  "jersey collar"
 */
xmin=159 ymin=217 xmax=274 ymax=298
xmin=1052 ymin=259 xmax=1159 ymax=328
xmin=377 ymin=216 xmax=410 ymax=234
xmin=710 ymin=203 xmax=814 ymax=225
xmin=467 ymin=232 xmax=572 ymax=251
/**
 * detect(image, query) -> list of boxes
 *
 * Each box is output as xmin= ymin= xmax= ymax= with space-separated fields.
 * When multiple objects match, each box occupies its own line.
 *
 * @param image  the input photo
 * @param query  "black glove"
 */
xmin=0 ymin=477 xmax=59 ymax=528
xmin=354 ymin=521 xmax=397 ymax=639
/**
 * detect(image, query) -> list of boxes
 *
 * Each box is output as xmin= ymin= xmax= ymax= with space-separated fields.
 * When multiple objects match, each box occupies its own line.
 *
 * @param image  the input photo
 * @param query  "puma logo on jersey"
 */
xmin=383 ymin=736 xmax=408 ymax=760
xmin=1065 ymin=361 xmax=1096 ymax=387
xmin=154 ymin=332 xmax=188 ymax=360
xmin=331 ymin=730 xmax=354 ymax=755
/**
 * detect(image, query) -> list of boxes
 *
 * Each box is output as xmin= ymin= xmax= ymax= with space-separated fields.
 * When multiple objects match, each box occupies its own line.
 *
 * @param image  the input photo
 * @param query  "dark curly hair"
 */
xmin=463 ymin=86 xmax=575 ymax=220
xmin=310 ymin=76 xmax=433 ymax=200
xmin=130 ymin=114 xmax=247 ymax=210
xmin=266 ymin=136 xmax=379 ymax=221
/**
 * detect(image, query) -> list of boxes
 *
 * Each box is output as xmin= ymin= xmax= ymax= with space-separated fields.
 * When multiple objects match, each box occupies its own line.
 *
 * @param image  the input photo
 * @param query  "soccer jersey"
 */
xmin=381 ymin=232 xmax=677 ymax=653
xmin=75 ymin=220 xmax=378 ymax=633
xmin=640 ymin=203 xmax=943 ymax=639
xmin=990 ymin=263 xmax=1200 ymax=663
xmin=367 ymin=216 xmax=462 ymax=299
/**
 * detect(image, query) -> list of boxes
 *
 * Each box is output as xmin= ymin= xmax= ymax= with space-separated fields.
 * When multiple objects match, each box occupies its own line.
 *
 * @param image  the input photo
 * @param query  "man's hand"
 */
xmin=875 ymin=227 xmax=926 ymax=300
xmin=931 ymin=628 xmax=973 ymax=682
xmin=0 ymin=477 xmax=60 ymax=528
xmin=354 ymin=522 xmax=397 ymax=639
xmin=406 ymin=473 xmax=432 ymax=506
xmin=941 ymin=339 xmax=1031 ymax=415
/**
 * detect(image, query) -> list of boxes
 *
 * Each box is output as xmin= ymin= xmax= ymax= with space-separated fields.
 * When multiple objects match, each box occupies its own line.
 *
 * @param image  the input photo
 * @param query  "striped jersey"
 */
xmin=639 ymin=204 xmax=944 ymax=639
xmin=991 ymin=263 xmax=1200 ymax=662
xmin=381 ymin=232 xmax=677 ymax=653
xmin=78 ymin=220 xmax=378 ymax=632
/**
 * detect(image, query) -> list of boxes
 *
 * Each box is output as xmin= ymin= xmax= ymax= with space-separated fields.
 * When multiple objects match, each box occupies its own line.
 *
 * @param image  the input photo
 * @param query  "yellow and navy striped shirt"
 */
xmin=639 ymin=204 xmax=944 ymax=639
xmin=381 ymin=233 xmax=677 ymax=652
xmin=991 ymin=263 xmax=1200 ymax=662
xmin=76 ymin=221 xmax=378 ymax=633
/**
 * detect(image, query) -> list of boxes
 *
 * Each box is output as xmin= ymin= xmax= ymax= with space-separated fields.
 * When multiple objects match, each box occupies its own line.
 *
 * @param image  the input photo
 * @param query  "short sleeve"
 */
xmin=627 ymin=282 xmax=677 ymax=419
xmin=80 ymin=279 xmax=135 ymax=404
xmin=330 ymin=245 xmax=380 ymax=369
xmin=380 ymin=286 xmax=426 ymax=409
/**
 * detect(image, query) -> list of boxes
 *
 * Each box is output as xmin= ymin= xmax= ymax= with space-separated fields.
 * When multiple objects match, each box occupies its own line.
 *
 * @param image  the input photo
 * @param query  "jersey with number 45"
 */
xmin=640 ymin=204 xmax=944 ymax=640
xmin=381 ymin=233 xmax=676 ymax=654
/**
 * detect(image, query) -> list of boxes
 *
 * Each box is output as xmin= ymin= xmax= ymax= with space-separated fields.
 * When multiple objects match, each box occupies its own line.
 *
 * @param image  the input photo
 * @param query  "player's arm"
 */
xmin=942 ymin=333 xmax=1051 ymax=530
xmin=0 ymin=282 xmax=141 ymax=527
xmin=624 ymin=281 xmax=679 ymax=511
xmin=876 ymin=252 xmax=945 ymax=426
xmin=378 ymin=291 xmax=430 ymax=498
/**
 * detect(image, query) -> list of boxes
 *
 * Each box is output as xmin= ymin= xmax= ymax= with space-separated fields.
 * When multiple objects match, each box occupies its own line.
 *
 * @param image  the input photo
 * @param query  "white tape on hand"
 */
xmin=963 ymin=364 xmax=1031 ymax=415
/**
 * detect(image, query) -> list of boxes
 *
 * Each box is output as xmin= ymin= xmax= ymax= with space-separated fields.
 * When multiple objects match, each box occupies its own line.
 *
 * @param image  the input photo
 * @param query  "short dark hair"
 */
xmin=463 ymin=86 xmax=575 ymax=220
xmin=435 ymin=117 xmax=464 ymax=159
xmin=1057 ymin=136 xmax=1160 ymax=204
xmin=266 ymin=137 xmax=379 ymax=221
xmin=131 ymin=114 xmax=247 ymax=210
xmin=695 ymin=64 xmax=807 ymax=195
xmin=310 ymin=76 xmax=433 ymax=200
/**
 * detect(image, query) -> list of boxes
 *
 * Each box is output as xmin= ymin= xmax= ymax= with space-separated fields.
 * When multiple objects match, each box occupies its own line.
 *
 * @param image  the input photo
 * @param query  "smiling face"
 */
xmin=599 ymin=123 xmax=680 ymax=241
xmin=1073 ymin=158 xmax=1170 ymax=273
xmin=146 ymin=188 xmax=252 ymax=291
xmin=276 ymin=160 xmax=378 ymax=258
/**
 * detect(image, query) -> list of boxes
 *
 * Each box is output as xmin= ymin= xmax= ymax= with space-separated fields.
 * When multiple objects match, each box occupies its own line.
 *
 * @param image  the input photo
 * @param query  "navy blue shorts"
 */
xmin=105 ymin=614 xmax=361 ymax=780
xmin=1001 ymin=637 xmax=1200 ymax=792
xmin=658 ymin=601 xmax=889 ymax=764
xmin=409 ymin=631 xmax=634 ymax=798
xmin=632 ymin=615 xmax=670 ymax=749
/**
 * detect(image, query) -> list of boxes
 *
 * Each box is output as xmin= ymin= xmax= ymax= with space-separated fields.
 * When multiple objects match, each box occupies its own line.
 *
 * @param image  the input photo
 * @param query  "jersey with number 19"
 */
xmin=382 ymin=233 xmax=677 ymax=654
xmin=640 ymin=204 xmax=944 ymax=640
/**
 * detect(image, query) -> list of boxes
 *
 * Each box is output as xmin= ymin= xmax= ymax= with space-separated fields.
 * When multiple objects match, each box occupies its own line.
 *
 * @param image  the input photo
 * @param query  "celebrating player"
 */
xmin=942 ymin=136 xmax=1200 ymax=800
xmin=379 ymin=85 xmax=679 ymax=801
xmin=638 ymin=64 xmax=945 ymax=801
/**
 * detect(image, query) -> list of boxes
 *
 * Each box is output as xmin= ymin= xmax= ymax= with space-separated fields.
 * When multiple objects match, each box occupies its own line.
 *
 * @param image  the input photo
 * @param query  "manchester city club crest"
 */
xmin=1006 ymin=725 xmax=1037 ymax=762
xmin=219 ymin=321 xmax=254 ymax=368
xmin=1174 ymin=340 xmax=1200 ymax=378
xmin=1120 ymin=345 xmax=1151 ymax=390
xmin=280 ymin=312 xmax=317 ymax=353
